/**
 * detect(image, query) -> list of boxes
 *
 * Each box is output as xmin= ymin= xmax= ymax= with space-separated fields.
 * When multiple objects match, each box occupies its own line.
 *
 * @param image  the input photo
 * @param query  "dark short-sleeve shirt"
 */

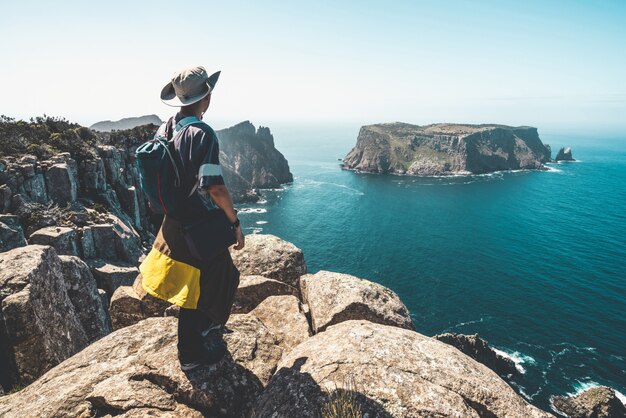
xmin=160 ymin=113 xmax=225 ymax=219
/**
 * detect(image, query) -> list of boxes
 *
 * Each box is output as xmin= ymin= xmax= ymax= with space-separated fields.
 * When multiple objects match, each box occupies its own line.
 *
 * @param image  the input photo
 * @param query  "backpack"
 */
xmin=135 ymin=116 xmax=205 ymax=216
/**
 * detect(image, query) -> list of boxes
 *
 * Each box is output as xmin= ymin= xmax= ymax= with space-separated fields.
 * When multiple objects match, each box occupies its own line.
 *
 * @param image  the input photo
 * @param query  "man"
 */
xmin=138 ymin=66 xmax=245 ymax=371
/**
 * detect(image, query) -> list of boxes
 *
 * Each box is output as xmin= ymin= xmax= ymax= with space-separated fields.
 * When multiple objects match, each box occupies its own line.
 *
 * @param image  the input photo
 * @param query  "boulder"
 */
xmin=131 ymin=274 xmax=171 ymax=317
xmin=90 ymin=213 xmax=143 ymax=263
xmin=109 ymin=275 xmax=173 ymax=330
xmin=0 ymin=215 xmax=27 ymax=252
xmin=232 ymin=275 xmax=300 ymax=314
xmin=88 ymin=260 xmax=139 ymax=296
xmin=44 ymin=162 xmax=78 ymax=206
xmin=434 ymin=333 xmax=518 ymax=376
xmin=0 ymin=245 xmax=88 ymax=386
xmin=109 ymin=286 xmax=144 ymax=330
xmin=252 ymin=320 xmax=552 ymax=418
xmin=249 ymin=295 xmax=311 ymax=352
xmin=58 ymin=255 xmax=111 ymax=342
xmin=300 ymin=271 xmax=414 ymax=333
xmin=29 ymin=226 xmax=80 ymax=256
xmin=230 ymin=234 xmax=306 ymax=286
xmin=552 ymin=386 xmax=626 ymax=418
xmin=0 ymin=315 xmax=283 ymax=417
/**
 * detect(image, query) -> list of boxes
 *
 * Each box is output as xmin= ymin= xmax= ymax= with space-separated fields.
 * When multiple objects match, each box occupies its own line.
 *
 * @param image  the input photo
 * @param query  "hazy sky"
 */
xmin=1 ymin=0 xmax=625 ymax=132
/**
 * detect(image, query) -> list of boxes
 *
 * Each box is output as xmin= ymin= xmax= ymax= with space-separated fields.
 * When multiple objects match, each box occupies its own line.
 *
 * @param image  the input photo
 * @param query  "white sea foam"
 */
xmin=567 ymin=381 xmax=626 ymax=406
xmin=257 ymin=198 xmax=268 ymax=204
xmin=493 ymin=348 xmax=536 ymax=374
xmin=544 ymin=165 xmax=563 ymax=173
xmin=256 ymin=221 xmax=268 ymax=224
xmin=238 ymin=208 xmax=267 ymax=214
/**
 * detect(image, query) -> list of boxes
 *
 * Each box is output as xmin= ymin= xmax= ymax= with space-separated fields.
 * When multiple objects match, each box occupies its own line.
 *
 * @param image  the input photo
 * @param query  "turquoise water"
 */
xmin=235 ymin=124 xmax=626 ymax=411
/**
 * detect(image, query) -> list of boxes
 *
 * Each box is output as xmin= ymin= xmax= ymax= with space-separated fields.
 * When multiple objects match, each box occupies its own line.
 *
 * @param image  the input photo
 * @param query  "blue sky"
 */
xmin=1 ymin=0 xmax=624 ymax=132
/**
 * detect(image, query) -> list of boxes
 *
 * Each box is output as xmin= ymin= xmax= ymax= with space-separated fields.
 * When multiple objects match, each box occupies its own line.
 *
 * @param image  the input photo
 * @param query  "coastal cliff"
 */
xmin=343 ymin=122 xmax=552 ymax=176
xmin=217 ymin=121 xmax=293 ymax=202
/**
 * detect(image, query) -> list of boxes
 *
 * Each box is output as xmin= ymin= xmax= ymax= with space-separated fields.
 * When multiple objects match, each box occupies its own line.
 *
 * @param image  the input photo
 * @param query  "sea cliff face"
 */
xmin=217 ymin=121 xmax=293 ymax=202
xmin=343 ymin=122 xmax=552 ymax=175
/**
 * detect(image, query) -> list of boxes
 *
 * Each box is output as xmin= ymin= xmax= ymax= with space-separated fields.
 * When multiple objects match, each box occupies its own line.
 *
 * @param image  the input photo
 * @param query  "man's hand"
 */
xmin=233 ymin=226 xmax=245 ymax=250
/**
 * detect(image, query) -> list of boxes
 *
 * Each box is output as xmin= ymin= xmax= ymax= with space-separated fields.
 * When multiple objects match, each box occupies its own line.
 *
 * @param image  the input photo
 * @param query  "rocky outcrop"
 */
xmin=218 ymin=121 xmax=293 ymax=202
xmin=552 ymin=386 xmax=626 ymax=418
xmin=89 ymin=114 xmax=163 ymax=132
xmin=300 ymin=270 xmax=414 ymax=333
xmin=29 ymin=226 xmax=80 ymax=256
xmin=249 ymin=295 xmax=311 ymax=352
xmin=88 ymin=259 xmax=139 ymax=296
xmin=555 ymin=146 xmax=575 ymax=161
xmin=0 ymin=316 xmax=283 ymax=418
xmin=58 ymin=255 xmax=111 ymax=343
xmin=230 ymin=234 xmax=307 ymax=287
xmin=0 ymin=214 xmax=26 ymax=252
xmin=252 ymin=320 xmax=552 ymax=417
xmin=232 ymin=275 xmax=300 ymax=314
xmin=0 ymin=246 xmax=90 ymax=386
xmin=434 ymin=332 xmax=517 ymax=376
xmin=109 ymin=275 xmax=171 ymax=330
xmin=343 ymin=122 xmax=552 ymax=175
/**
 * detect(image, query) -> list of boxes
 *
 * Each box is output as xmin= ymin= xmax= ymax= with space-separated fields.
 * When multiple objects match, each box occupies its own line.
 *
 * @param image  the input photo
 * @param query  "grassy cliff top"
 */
xmin=363 ymin=122 xmax=536 ymax=138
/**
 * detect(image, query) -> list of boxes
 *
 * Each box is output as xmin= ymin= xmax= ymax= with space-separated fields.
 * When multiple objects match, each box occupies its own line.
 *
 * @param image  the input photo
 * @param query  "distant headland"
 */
xmin=342 ymin=122 xmax=555 ymax=176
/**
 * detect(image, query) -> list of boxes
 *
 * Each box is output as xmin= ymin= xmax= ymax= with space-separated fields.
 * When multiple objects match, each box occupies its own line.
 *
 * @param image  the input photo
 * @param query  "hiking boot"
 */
xmin=178 ymin=340 xmax=226 ymax=371
xmin=202 ymin=335 xmax=228 ymax=364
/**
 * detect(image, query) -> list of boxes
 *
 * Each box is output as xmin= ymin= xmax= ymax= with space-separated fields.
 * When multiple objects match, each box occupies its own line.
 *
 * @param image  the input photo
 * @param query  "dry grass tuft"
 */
xmin=321 ymin=375 xmax=363 ymax=418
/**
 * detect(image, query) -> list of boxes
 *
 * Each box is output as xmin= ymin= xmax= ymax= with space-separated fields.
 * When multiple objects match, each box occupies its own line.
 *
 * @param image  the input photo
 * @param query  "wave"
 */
xmin=492 ymin=348 xmax=536 ymax=374
xmin=567 ymin=380 xmax=626 ymax=406
xmin=443 ymin=315 xmax=490 ymax=331
xmin=244 ymin=226 xmax=263 ymax=234
xmin=256 ymin=221 xmax=268 ymax=224
xmin=294 ymin=179 xmax=365 ymax=195
xmin=544 ymin=165 xmax=563 ymax=173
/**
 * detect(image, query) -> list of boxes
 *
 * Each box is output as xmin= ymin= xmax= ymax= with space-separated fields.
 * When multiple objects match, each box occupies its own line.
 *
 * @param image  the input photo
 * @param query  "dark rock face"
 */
xmin=0 ymin=215 xmax=26 ymax=252
xmin=217 ymin=121 xmax=293 ymax=202
xmin=433 ymin=332 xmax=517 ymax=376
xmin=555 ymin=146 xmax=575 ymax=161
xmin=552 ymin=386 xmax=626 ymax=418
xmin=343 ymin=122 xmax=552 ymax=175
xmin=58 ymin=255 xmax=112 ymax=343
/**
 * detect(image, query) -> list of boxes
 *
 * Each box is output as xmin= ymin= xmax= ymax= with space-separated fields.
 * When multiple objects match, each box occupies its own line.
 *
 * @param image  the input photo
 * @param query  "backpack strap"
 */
xmin=169 ymin=116 xmax=209 ymax=198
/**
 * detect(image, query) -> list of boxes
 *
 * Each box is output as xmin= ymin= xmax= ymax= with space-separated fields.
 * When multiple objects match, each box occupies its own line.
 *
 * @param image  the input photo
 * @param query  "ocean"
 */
xmin=233 ymin=123 xmax=626 ymax=412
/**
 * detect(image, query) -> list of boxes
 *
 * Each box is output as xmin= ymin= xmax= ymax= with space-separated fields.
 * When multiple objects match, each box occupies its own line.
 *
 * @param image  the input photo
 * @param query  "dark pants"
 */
xmin=177 ymin=307 xmax=213 ymax=358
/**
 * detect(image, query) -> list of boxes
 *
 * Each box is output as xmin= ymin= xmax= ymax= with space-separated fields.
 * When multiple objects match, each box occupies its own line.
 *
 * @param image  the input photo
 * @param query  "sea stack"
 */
xmin=343 ymin=122 xmax=552 ymax=176
xmin=555 ymin=146 xmax=575 ymax=161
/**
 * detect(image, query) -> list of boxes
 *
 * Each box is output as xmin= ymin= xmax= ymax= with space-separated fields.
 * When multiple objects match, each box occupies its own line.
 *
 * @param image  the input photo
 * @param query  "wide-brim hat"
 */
xmin=160 ymin=66 xmax=221 ymax=107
